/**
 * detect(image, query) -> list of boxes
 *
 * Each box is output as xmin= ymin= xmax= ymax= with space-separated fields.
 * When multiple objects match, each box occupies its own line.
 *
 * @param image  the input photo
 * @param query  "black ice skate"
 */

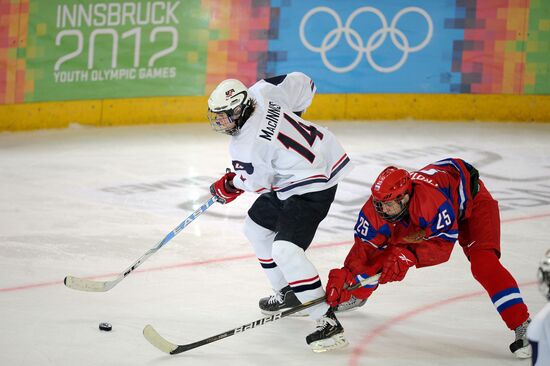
xmin=259 ymin=285 xmax=306 ymax=316
xmin=509 ymin=319 xmax=532 ymax=358
xmin=306 ymin=308 xmax=348 ymax=352
xmin=334 ymin=295 xmax=367 ymax=313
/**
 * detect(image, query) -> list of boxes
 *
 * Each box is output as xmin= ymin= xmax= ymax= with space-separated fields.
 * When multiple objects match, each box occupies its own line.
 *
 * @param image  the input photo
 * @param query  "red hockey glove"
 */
xmin=326 ymin=268 xmax=380 ymax=307
xmin=210 ymin=172 xmax=244 ymax=204
xmin=326 ymin=268 xmax=354 ymax=307
xmin=379 ymin=246 xmax=417 ymax=284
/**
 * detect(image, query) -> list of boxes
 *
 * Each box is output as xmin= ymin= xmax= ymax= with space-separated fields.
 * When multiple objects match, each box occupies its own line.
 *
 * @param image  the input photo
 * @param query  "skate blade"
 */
xmin=335 ymin=299 xmax=367 ymax=313
xmin=309 ymin=333 xmax=349 ymax=353
xmin=335 ymin=304 xmax=362 ymax=313
xmin=513 ymin=344 xmax=532 ymax=359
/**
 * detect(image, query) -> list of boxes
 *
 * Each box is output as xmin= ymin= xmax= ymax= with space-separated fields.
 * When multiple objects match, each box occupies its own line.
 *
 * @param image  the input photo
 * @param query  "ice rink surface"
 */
xmin=1 ymin=120 xmax=550 ymax=366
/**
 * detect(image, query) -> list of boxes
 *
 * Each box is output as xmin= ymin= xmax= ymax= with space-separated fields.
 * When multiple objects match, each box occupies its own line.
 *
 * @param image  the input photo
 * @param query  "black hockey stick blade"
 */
xmin=143 ymin=296 xmax=325 ymax=354
xmin=143 ymin=273 xmax=381 ymax=355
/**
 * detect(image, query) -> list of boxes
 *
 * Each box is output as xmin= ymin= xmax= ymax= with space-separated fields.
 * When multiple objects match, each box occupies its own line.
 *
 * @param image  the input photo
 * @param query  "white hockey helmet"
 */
xmin=207 ymin=79 xmax=252 ymax=135
xmin=537 ymin=249 xmax=550 ymax=300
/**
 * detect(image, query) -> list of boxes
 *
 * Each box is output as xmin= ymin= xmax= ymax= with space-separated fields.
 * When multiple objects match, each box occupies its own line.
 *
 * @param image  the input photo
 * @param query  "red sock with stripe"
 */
xmin=470 ymin=249 xmax=529 ymax=330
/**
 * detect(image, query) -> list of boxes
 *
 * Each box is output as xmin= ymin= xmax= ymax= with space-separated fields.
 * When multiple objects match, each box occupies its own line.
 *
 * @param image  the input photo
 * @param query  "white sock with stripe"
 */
xmin=272 ymin=240 xmax=328 ymax=320
xmin=243 ymin=215 xmax=288 ymax=291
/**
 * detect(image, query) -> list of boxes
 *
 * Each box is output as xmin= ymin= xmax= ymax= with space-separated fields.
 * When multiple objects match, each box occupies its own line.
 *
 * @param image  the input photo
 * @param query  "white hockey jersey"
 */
xmin=229 ymin=72 xmax=353 ymax=200
xmin=528 ymin=302 xmax=550 ymax=366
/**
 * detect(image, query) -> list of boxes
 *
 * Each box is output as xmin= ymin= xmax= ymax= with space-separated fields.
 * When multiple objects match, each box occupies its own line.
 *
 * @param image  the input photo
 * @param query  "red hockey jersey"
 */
xmin=345 ymin=158 xmax=479 ymax=274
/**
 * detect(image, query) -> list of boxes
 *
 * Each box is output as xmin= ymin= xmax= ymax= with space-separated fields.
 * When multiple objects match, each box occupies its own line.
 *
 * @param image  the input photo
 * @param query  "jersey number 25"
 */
xmin=436 ymin=209 xmax=452 ymax=230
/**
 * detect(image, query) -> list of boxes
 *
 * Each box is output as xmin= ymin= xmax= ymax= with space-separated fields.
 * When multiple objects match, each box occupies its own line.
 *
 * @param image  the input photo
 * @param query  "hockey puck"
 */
xmin=99 ymin=322 xmax=112 ymax=331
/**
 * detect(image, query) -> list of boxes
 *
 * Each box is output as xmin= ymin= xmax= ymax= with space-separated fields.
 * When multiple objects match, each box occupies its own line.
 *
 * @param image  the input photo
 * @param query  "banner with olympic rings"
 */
xmin=1 ymin=0 xmax=549 ymax=104
xmin=268 ymin=0 xmax=462 ymax=93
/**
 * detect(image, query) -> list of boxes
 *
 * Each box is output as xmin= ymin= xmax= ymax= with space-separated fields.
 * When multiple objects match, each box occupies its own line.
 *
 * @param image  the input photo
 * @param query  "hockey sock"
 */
xmin=243 ymin=216 xmax=288 ymax=290
xmin=469 ymin=249 xmax=530 ymax=330
xmin=272 ymin=240 xmax=328 ymax=319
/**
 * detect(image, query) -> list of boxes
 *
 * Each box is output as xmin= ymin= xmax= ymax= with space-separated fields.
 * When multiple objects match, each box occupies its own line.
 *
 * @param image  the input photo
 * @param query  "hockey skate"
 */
xmin=334 ymin=295 xmax=367 ymax=313
xmin=509 ymin=319 xmax=531 ymax=358
xmin=306 ymin=308 xmax=348 ymax=352
xmin=259 ymin=285 xmax=307 ymax=316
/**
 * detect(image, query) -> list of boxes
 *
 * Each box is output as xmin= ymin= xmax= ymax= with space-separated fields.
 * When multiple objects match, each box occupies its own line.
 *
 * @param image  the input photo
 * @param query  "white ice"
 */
xmin=1 ymin=121 xmax=549 ymax=366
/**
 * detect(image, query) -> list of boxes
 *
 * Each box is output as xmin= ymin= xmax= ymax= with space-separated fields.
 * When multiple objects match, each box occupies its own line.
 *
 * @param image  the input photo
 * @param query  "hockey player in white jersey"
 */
xmin=528 ymin=250 xmax=550 ymax=365
xmin=208 ymin=72 xmax=353 ymax=352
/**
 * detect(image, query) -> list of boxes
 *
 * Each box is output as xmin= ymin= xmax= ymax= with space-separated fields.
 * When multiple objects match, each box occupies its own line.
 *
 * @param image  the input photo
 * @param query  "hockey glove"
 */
xmin=379 ymin=246 xmax=417 ymax=284
xmin=326 ymin=268 xmax=379 ymax=307
xmin=210 ymin=171 xmax=244 ymax=204
xmin=326 ymin=268 xmax=353 ymax=307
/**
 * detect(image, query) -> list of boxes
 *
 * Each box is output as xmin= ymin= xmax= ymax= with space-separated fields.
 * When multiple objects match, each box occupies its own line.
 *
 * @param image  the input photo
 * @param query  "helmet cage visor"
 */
xmin=538 ymin=250 xmax=550 ymax=300
xmin=372 ymin=193 xmax=409 ymax=222
xmin=538 ymin=267 xmax=550 ymax=300
xmin=208 ymin=105 xmax=243 ymax=135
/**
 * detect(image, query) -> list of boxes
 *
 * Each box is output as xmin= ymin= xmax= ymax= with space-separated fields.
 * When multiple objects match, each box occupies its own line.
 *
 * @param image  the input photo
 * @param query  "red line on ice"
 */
xmin=0 ymin=212 xmax=549 ymax=294
xmin=348 ymin=280 xmax=538 ymax=366
xmin=0 ymin=241 xmax=349 ymax=293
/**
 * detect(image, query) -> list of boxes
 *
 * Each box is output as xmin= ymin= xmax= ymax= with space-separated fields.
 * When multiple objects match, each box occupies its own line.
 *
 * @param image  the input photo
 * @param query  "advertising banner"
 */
xmin=25 ymin=0 xmax=208 ymax=101
xmin=1 ymin=0 xmax=549 ymax=105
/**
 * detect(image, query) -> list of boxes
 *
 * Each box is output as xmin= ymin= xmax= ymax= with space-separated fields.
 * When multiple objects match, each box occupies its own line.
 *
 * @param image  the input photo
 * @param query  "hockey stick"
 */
xmin=143 ymin=273 xmax=381 ymax=354
xmin=64 ymin=196 xmax=219 ymax=292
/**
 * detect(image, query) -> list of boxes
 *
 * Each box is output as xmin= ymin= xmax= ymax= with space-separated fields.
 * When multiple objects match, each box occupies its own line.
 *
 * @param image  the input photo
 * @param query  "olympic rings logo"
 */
xmin=299 ymin=6 xmax=433 ymax=73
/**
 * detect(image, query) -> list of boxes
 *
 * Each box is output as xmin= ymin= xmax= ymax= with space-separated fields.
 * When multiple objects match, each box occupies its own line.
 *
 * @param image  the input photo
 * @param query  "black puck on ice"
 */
xmin=99 ymin=322 xmax=112 ymax=331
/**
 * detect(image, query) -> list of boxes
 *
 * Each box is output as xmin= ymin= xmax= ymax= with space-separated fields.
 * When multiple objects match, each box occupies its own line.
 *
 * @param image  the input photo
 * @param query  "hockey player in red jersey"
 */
xmin=208 ymin=72 xmax=353 ymax=352
xmin=325 ymin=158 xmax=531 ymax=358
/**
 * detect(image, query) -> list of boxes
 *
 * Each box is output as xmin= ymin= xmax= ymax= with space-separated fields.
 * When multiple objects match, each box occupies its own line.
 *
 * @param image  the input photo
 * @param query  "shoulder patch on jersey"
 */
xmin=258 ymin=101 xmax=281 ymax=142
xmin=354 ymin=210 xmax=385 ymax=242
xmin=232 ymin=160 xmax=254 ymax=174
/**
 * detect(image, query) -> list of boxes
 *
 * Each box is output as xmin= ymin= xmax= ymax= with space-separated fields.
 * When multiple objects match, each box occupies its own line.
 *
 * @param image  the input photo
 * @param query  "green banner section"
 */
xmin=526 ymin=0 xmax=550 ymax=94
xmin=26 ymin=0 xmax=209 ymax=101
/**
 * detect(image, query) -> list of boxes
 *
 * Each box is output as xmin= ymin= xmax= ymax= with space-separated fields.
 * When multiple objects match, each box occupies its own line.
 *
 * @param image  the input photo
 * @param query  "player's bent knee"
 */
xmin=469 ymin=248 xmax=500 ymax=280
xmin=243 ymin=215 xmax=275 ymax=243
xmin=272 ymin=240 xmax=305 ymax=268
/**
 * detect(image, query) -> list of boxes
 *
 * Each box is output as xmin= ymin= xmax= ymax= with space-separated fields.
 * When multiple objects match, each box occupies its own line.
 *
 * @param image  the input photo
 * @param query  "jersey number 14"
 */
xmin=277 ymin=113 xmax=324 ymax=163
